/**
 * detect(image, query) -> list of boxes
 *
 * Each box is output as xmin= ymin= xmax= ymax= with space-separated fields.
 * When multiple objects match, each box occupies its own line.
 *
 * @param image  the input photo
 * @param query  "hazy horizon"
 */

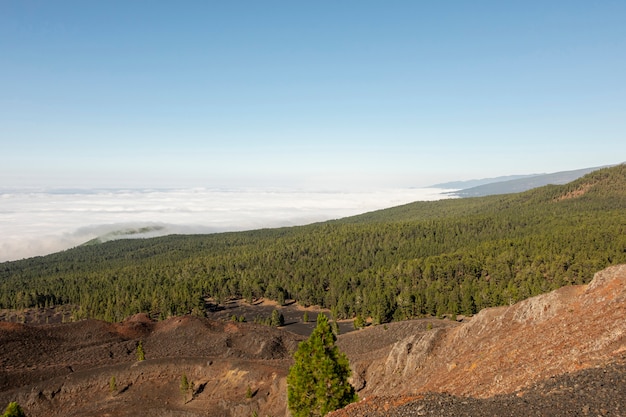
xmin=0 ymin=186 xmax=453 ymax=262
xmin=2 ymin=2 xmax=625 ymax=191
xmin=1 ymin=2 xmax=624 ymax=260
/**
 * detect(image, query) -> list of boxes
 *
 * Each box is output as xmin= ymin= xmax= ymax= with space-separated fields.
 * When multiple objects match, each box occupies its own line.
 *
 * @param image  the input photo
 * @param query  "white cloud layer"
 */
xmin=0 ymin=187 xmax=452 ymax=262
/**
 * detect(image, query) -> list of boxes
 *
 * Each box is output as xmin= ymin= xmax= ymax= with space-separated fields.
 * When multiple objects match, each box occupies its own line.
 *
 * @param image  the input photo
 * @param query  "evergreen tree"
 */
xmin=109 ymin=375 xmax=117 ymax=395
xmin=2 ymin=402 xmax=25 ymax=417
xmin=180 ymin=373 xmax=190 ymax=403
xmin=353 ymin=314 xmax=365 ymax=329
xmin=287 ymin=314 xmax=357 ymax=417
xmin=136 ymin=341 xmax=145 ymax=361
xmin=270 ymin=309 xmax=284 ymax=327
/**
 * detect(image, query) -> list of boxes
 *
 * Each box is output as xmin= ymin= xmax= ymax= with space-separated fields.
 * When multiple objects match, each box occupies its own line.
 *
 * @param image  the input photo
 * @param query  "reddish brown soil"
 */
xmin=332 ymin=264 xmax=626 ymax=416
xmin=0 ymin=314 xmax=304 ymax=417
xmin=1 ymin=265 xmax=625 ymax=416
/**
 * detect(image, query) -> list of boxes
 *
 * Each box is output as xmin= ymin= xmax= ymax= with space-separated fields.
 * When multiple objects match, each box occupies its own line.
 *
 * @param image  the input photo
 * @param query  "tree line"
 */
xmin=1 ymin=165 xmax=625 ymax=323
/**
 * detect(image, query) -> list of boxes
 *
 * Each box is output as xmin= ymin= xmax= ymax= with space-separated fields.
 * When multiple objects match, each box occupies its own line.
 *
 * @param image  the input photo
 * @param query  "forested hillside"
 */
xmin=1 ymin=165 xmax=625 ymax=323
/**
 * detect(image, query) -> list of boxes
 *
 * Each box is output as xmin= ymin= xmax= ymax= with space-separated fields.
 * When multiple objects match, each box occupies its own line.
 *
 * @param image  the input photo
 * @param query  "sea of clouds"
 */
xmin=0 ymin=187 xmax=452 ymax=262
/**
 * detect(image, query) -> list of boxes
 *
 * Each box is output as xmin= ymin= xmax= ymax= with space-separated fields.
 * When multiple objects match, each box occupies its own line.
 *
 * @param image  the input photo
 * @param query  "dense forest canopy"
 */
xmin=1 ymin=165 xmax=625 ymax=323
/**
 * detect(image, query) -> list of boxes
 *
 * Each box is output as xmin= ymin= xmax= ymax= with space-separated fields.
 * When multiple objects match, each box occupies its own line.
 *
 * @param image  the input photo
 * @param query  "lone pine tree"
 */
xmin=136 ymin=341 xmax=145 ymax=361
xmin=287 ymin=314 xmax=357 ymax=417
xmin=2 ymin=402 xmax=26 ymax=417
xmin=180 ymin=373 xmax=191 ymax=403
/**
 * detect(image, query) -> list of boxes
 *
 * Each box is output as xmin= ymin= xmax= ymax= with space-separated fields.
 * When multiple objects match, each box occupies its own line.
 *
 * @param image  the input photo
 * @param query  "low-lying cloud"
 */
xmin=0 ymin=187 xmax=452 ymax=262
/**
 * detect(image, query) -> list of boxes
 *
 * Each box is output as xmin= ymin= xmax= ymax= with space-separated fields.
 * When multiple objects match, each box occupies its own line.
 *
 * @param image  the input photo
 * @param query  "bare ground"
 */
xmin=1 ymin=265 xmax=625 ymax=416
xmin=331 ymin=264 xmax=626 ymax=416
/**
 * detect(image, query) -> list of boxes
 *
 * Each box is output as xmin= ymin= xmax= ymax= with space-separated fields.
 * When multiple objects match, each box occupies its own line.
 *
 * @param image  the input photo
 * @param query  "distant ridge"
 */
xmin=81 ymin=225 xmax=167 ymax=246
xmin=431 ymin=174 xmax=540 ymax=190
xmin=440 ymin=165 xmax=609 ymax=198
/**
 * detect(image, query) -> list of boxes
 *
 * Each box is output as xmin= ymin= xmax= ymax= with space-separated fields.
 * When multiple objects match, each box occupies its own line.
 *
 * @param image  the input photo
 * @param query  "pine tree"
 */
xmin=2 ymin=402 xmax=26 ymax=417
xmin=287 ymin=314 xmax=357 ymax=417
xmin=136 ymin=341 xmax=145 ymax=361
xmin=270 ymin=309 xmax=284 ymax=327
xmin=180 ymin=373 xmax=190 ymax=403
xmin=353 ymin=314 xmax=365 ymax=330
xmin=109 ymin=375 xmax=117 ymax=395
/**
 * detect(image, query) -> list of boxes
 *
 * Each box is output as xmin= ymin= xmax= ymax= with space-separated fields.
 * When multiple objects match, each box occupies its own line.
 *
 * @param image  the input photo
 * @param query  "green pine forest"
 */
xmin=1 ymin=165 xmax=625 ymax=324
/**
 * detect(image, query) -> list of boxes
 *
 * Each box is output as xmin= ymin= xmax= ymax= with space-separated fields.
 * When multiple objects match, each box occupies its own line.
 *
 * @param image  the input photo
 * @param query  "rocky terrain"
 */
xmin=331 ymin=361 xmax=626 ymax=416
xmin=0 ymin=314 xmax=304 ymax=417
xmin=333 ymin=264 xmax=626 ymax=416
xmin=1 ymin=265 xmax=625 ymax=416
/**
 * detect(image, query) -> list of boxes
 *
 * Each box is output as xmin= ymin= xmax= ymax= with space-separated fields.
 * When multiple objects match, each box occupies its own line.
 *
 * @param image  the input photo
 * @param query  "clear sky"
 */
xmin=1 ymin=1 xmax=625 ymax=190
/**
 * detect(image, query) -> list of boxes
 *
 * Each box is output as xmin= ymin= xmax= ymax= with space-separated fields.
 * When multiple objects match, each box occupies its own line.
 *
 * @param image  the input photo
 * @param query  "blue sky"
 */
xmin=2 ymin=1 xmax=625 ymax=189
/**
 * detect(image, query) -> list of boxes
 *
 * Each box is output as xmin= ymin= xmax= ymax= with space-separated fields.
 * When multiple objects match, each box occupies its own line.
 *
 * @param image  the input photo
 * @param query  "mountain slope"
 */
xmin=1 ymin=264 xmax=624 ymax=416
xmin=431 ymin=174 xmax=539 ymax=190
xmin=331 ymin=362 xmax=626 ymax=417
xmin=0 ymin=314 xmax=303 ymax=417
xmin=1 ymin=165 xmax=626 ymax=325
xmin=342 ymin=163 xmax=626 ymax=223
xmin=442 ymin=166 xmax=607 ymax=197
xmin=332 ymin=264 xmax=626 ymax=416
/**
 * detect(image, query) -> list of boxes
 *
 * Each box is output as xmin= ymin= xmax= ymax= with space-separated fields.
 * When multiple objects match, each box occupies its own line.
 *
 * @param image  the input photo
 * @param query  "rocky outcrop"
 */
xmin=340 ymin=264 xmax=626 ymax=401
